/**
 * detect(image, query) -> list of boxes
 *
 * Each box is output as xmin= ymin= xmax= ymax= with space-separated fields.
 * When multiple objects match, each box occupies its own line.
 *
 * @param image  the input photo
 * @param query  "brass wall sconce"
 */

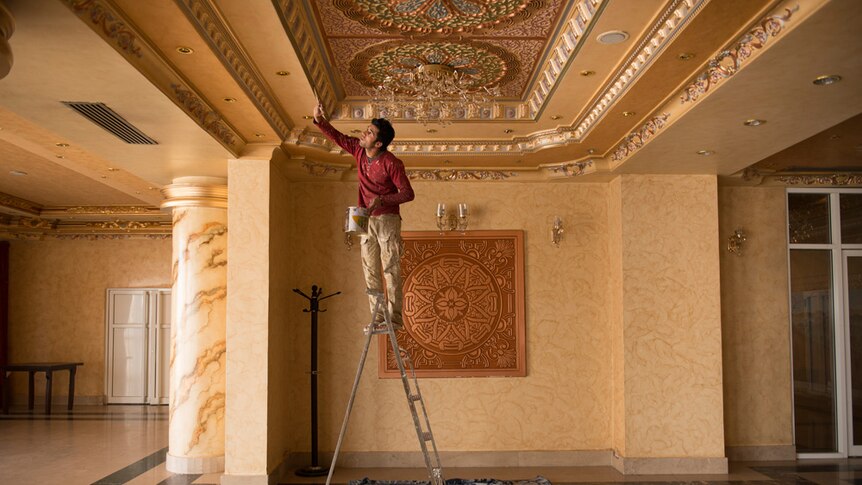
xmin=552 ymin=216 xmax=564 ymax=247
xmin=727 ymin=229 xmax=746 ymax=255
xmin=437 ymin=203 xmax=468 ymax=232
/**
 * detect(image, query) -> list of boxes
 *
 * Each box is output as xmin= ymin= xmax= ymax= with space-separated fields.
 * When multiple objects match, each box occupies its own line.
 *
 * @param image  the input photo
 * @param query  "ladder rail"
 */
xmin=327 ymin=290 xmax=444 ymax=485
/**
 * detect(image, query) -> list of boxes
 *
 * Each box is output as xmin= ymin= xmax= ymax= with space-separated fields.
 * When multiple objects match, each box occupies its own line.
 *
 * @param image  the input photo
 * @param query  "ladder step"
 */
xmin=408 ymin=393 xmax=422 ymax=401
xmin=422 ymin=431 xmax=433 ymax=441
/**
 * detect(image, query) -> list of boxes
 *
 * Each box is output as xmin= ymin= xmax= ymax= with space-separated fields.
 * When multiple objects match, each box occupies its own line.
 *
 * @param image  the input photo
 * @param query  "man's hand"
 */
xmin=313 ymin=103 xmax=325 ymax=123
xmin=368 ymin=197 xmax=382 ymax=212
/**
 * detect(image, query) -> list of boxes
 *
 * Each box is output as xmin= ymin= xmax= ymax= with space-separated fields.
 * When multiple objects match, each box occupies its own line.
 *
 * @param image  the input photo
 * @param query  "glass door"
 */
xmin=845 ymin=251 xmax=862 ymax=456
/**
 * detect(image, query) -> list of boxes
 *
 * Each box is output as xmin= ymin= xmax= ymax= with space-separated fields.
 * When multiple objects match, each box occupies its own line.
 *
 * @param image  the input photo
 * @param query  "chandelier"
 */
xmin=371 ymin=63 xmax=500 ymax=125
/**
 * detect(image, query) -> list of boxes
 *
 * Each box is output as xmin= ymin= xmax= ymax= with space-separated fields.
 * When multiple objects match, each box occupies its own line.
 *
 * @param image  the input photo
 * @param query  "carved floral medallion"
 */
xmin=380 ymin=230 xmax=525 ymax=377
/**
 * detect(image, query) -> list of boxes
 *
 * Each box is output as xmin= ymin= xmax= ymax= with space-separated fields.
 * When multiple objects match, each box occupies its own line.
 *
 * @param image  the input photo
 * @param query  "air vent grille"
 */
xmin=61 ymin=102 xmax=158 ymax=145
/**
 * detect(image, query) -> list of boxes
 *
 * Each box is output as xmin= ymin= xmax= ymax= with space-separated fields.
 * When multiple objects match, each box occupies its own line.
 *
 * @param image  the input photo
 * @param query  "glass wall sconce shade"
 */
xmin=436 ymin=203 xmax=468 ymax=232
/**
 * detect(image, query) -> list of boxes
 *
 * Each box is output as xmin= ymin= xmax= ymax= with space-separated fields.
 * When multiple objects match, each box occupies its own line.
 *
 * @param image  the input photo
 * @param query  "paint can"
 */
xmin=345 ymin=206 xmax=369 ymax=234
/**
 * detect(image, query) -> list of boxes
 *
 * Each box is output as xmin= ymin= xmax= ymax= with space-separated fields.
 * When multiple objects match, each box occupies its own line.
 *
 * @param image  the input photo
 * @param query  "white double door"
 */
xmin=105 ymin=288 xmax=171 ymax=404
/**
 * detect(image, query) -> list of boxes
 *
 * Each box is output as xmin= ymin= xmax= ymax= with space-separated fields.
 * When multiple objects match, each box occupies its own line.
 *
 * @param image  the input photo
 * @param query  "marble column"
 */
xmin=161 ymin=176 xmax=228 ymax=474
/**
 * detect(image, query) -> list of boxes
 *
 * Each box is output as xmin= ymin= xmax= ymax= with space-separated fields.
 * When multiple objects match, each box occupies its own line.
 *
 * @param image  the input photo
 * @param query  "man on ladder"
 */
xmin=313 ymin=104 xmax=444 ymax=484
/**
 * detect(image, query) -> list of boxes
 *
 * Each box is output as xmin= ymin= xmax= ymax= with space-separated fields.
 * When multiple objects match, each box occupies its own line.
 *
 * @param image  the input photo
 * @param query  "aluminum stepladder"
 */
xmin=326 ymin=289 xmax=444 ymax=485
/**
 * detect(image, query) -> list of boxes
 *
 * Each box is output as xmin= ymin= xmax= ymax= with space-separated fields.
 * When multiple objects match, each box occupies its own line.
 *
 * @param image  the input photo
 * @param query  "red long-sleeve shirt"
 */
xmin=315 ymin=119 xmax=414 ymax=216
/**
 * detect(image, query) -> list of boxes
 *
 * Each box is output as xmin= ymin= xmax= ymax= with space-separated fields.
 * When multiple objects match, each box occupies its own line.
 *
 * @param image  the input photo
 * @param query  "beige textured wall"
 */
xmin=284 ymin=180 xmax=613 ymax=452
xmin=267 ymin=162 xmax=295 ymax=471
xmin=718 ymin=186 xmax=793 ymax=447
xmin=608 ymin=177 xmax=626 ymax=456
xmin=618 ymin=175 xmax=725 ymax=458
xmin=7 ymin=238 xmax=172 ymax=399
xmin=226 ymin=159 xmax=271 ymax=475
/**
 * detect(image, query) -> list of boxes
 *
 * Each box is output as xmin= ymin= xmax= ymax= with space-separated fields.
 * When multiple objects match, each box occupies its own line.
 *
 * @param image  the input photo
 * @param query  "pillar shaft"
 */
xmin=162 ymin=177 xmax=228 ymax=474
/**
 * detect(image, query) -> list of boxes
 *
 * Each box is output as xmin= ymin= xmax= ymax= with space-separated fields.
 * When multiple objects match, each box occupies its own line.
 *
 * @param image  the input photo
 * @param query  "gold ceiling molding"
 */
xmin=61 ymin=206 xmax=161 ymax=215
xmin=0 ymin=191 xmax=42 ymax=217
xmin=61 ymin=0 xmax=245 ymax=156
xmin=680 ymin=4 xmax=799 ymax=104
xmin=175 ymin=0 xmax=293 ymax=139
xmin=301 ymin=161 xmax=350 ymax=177
xmin=171 ymin=84 xmax=238 ymax=148
xmin=775 ymin=174 xmax=862 ymax=186
xmin=406 ymin=169 xmax=517 ymax=181
xmin=611 ymin=113 xmax=671 ymax=162
xmin=64 ymin=0 xmax=143 ymax=58
xmin=543 ymin=160 xmax=595 ymax=177
xmin=572 ymin=0 xmax=705 ymax=139
xmin=0 ymin=215 xmax=172 ymax=240
xmin=273 ymin=0 xmax=338 ymax=116
xmin=526 ymin=0 xmax=601 ymax=117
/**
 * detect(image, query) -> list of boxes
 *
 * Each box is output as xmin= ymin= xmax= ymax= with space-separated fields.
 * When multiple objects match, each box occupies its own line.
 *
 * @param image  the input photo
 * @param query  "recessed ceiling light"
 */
xmin=504 ymin=129 xmax=513 ymax=134
xmin=813 ymin=74 xmax=841 ymax=86
xmin=622 ymin=111 xmax=635 ymax=117
xmin=176 ymin=46 xmax=194 ymax=54
xmin=100 ymin=175 xmax=107 ymax=179
xmin=254 ymin=133 xmax=265 ymax=138
xmin=276 ymin=71 xmax=290 ymax=76
xmin=696 ymin=149 xmax=715 ymax=156
xmin=55 ymin=142 xmax=69 ymax=147
xmin=9 ymin=170 xmax=28 ymax=176
xmin=829 ymin=134 xmax=842 ymax=140
xmin=223 ymin=97 xmax=236 ymax=103
xmin=597 ymin=30 xmax=629 ymax=45
xmin=56 ymin=155 xmax=64 ymax=159
xmin=107 ymin=167 xmax=119 ymax=172
xmin=743 ymin=119 xmax=766 ymax=126
xmin=579 ymin=70 xmax=595 ymax=77
xmin=587 ymin=148 xmax=596 ymax=154
xmin=303 ymin=115 xmax=313 ymax=120
xmin=426 ymin=129 xmax=437 ymax=133
xmin=678 ymin=53 xmax=695 ymax=61
xmin=550 ymin=115 xmax=562 ymax=120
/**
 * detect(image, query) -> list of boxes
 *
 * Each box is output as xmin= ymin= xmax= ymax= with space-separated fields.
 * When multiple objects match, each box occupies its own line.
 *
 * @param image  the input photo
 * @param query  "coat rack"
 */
xmin=293 ymin=285 xmax=340 ymax=477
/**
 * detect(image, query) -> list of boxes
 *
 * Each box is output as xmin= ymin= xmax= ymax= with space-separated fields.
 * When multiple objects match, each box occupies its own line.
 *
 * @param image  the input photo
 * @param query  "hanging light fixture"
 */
xmin=371 ymin=49 xmax=501 ymax=125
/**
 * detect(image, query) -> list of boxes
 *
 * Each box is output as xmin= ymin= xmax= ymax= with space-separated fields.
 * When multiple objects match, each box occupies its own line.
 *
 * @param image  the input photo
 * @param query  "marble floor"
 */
xmin=1 ymin=404 xmax=861 ymax=485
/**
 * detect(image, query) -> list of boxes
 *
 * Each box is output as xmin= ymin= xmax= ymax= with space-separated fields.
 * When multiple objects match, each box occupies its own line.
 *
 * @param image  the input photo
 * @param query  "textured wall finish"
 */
xmin=7 ymin=238 xmax=171 ymax=400
xmin=163 ymin=178 xmax=227 ymax=474
xmin=608 ymin=177 xmax=626 ymax=456
xmin=617 ymin=175 xmax=725 ymax=464
xmin=718 ymin=186 xmax=793 ymax=449
xmin=225 ymin=160 xmax=270 ymax=477
xmin=285 ymin=180 xmax=613 ymax=454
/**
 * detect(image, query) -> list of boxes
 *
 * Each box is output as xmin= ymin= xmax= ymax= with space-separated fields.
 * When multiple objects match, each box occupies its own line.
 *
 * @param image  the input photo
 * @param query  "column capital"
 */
xmin=0 ymin=2 xmax=15 ymax=80
xmin=161 ymin=176 xmax=227 ymax=209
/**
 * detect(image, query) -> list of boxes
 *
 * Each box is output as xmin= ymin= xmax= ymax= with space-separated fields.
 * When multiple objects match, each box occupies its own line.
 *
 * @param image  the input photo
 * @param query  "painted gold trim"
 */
xmin=161 ymin=183 xmax=228 ymax=209
xmin=0 ymin=191 xmax=42 ymax=216
xmin=406 ymin=169 xmax=517 ymax=181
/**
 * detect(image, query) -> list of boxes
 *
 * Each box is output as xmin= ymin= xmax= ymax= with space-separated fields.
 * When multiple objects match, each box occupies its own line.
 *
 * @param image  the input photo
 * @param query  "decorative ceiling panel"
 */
xmin=310 ymin=0 xmax=570 ymax=99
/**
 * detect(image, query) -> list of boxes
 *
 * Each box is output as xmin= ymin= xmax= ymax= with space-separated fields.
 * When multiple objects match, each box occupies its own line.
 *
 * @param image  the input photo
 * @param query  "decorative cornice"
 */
xmin=0 ymin=191 xmax=42 ymax=216
xmin=0 ymin=215 xmax=172 ymax=240
xmin=611 ymin=113 xmax=670 ymax=162
xmin=301 ymin=161 xmax=349 ymax=177
xmin=62 ymin=205 xmax=161 ymax=215
xmin=775 ymin=174 xmax=862 ymax=186
xmin=61 ymin=0 xmax=244 ymax=155
xmin=175 ymin=0 xmax=292 ymax=139
xmin=170 ymin=84 xmax=238 ymax=147
xmin=544 ymin=160 xmax=595 ymax=177
xmin=406 ymin=169 xmax=517 ymax=181
xmin=86 ymin=220 xmax=166 ymax=230
xmin=527 ymin=0 xmax=601 ymax=117
xmin=680 ymin=5 xmax=798 ymax=104
xmin=574 ymin=0 xmax=705 ymax=139
xmin=65 ymin=0 xmax=143 ymax=58
xmin=273 ymin=0 xmax=338 ymax=117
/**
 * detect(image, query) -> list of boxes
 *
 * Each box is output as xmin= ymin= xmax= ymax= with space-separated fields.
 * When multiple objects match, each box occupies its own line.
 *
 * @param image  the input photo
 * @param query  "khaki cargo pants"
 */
xmin=361 ymin=214 xmax=403 ymax=324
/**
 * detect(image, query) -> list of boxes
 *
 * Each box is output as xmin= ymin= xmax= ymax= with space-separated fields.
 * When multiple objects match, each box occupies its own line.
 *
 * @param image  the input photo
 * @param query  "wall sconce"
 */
xmin=436 ymin=203 xmax=468 ymax=232
xmin=727 ymin=229 xmax=746 ymax=256
xmin=552 ymin=216 xmax=564 ymax=247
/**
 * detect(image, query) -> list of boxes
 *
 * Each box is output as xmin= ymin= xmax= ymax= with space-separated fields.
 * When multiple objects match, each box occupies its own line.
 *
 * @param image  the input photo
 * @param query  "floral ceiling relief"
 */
xmin=380 ymin=231 xmax=525 ymax=378
xmin=330 ymin=0 xmax=548 ymax=35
